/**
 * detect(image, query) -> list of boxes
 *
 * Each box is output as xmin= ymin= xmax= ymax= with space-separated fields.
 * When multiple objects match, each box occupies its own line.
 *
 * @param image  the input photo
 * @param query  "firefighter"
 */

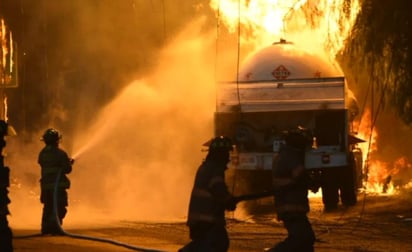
xmin=38 ymin=128 xmax=73 ymax=235
xmin=179 ymin=136 xmax=237 ymax=252
xmin=267 ymin=130 xmax=315 ymax=252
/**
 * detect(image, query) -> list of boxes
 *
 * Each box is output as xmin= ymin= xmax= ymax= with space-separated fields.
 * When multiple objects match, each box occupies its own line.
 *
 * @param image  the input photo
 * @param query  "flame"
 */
xmin=0 ymin=18 xmax=14 ymax=79
xmin=1 ymin=19 xmax=7 ymax=70
xmin=0 ymin=18 xmax=14 ymax=120
xmin=366 ymin=160 xmax=393 ymax=194
xmin=210 ymin=0 xmax=360 ymax=57
xmin=210 ymin=0 xmax=306 ymax=44
xmin=9 ymin=31 xmax=13 ymax=75
xmin=354 ymin=109 xmax=387 ymax=193
xmin=354 ymin=109 xmax=412 ymax=194
xmin=355 ymin=109 xmax=377 ymax=157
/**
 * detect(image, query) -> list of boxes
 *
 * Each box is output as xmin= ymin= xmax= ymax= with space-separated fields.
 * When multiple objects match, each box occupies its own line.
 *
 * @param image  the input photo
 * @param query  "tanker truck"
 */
xmin=215 ymin=40 xmax=364 ymax=212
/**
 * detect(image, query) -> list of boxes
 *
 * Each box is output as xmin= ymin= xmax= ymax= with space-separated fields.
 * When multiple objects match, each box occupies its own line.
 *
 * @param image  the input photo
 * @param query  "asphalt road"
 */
xmin=12 ymin=190 xmax=412 ymax=252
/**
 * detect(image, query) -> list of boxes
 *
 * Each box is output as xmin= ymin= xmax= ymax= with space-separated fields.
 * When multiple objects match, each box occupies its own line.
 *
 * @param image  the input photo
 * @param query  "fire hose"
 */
xmin=14 ymin=168 xmax=166 ymax=252
xmin=234 ymin=190 xmax=276 ymax=203
xmin=14 ymin=169 xmax=277 ymax=250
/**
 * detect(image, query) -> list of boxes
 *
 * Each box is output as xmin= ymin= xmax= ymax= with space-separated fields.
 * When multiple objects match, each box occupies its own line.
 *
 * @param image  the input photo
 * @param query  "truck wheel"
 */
xmin=339 ymin=165 xmax=358 ymax=206
xmin=321 ymin=169 xmax=339 ymax=211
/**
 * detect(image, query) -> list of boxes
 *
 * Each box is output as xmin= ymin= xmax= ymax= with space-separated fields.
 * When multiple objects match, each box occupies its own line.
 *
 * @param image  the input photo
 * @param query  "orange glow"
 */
xmin=366 ymin=160 xmax=394 ymax=194
xmin=210 ymin=0 xmax=306 ymax=44
xmin=8 ymin=19 xmax=218 ymax=227
xmin=0 ymin=18 xmax=12 ymax=120
xmin=1 ymin=19 xmax=7 ymax=70
xmin=210 ymin=0 xmax=360 ymax=57
xmin=354 ymin=109 xmax=411 ymax=194
xmin=9 ymin=31 xmax=13 ymax=75
xmin=0 ymin=18 xmax=14 ymax=79
xmin=355 ymin=109 xmax=377 ymax=159
xmin=210 ymin=1 xmax=412 ymax=195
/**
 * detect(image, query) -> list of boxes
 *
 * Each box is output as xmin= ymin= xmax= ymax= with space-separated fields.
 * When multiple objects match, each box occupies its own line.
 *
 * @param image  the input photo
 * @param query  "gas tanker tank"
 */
xmin=238 ymin=39 xmax=343 ymax=81
xmin=234 ymin=39 xmax=358 ymax=117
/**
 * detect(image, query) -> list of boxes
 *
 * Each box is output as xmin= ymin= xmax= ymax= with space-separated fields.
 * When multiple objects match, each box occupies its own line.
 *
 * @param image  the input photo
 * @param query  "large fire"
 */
xmin=354 ymin=109 xmax=392 ymax=193
xmin=355 ymin=109 xmax=412 ymax=194
xmin=210 ymin=0 xmax=360 ymax=57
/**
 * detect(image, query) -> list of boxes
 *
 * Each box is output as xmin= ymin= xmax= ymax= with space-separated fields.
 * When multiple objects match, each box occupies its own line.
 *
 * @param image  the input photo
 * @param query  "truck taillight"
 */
xmin=321 ymin=154 xmax=330 ymax=164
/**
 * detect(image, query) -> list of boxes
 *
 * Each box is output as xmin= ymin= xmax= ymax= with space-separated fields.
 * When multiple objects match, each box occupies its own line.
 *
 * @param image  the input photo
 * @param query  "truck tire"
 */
xmin=321 ymin=165 xmax=358 ymax=211
xmin=321 ymin=169 xmax=339 ymax=211
xmin=339 ymin=157 xmax=359 ymax=206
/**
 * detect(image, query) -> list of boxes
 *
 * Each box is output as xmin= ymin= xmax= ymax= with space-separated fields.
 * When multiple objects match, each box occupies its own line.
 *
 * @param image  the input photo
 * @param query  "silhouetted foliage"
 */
xmin=344 ymin=0 xmax=411 ymax=124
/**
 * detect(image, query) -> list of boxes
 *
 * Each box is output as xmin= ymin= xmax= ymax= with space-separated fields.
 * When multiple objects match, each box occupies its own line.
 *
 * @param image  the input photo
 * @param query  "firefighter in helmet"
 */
xmin=38 ymin=128 xmax=73 ymax=235
xmin=268 ymin=130 xmax=315 ymax=252
xmin=179 ymin=136 xmax=237 ymax=252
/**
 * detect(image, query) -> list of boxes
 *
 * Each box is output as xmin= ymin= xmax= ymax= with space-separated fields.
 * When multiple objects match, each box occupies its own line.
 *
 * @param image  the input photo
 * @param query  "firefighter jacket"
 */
xmin=38 ymin=145 xmax=72 ymax=191
xmin=187 ymin=159 xmax=232 ymax=226
xmin=272 ymin=145 xmax=309 ymax=215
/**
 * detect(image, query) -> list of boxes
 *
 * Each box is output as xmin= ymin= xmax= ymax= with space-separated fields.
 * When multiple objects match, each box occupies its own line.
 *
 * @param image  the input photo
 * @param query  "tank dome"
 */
xmin=238 ymin=40 xmax=343 ymax=81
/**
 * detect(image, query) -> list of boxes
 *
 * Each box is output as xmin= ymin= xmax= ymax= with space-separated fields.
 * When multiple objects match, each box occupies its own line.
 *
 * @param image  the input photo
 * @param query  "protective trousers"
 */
xmin=41 ymin=189 xmax=68 ymax=234
xmin=179 ymin=222 xmax=229 ymax=252
xmin=269 ymin=213 xmax=315 ymax=252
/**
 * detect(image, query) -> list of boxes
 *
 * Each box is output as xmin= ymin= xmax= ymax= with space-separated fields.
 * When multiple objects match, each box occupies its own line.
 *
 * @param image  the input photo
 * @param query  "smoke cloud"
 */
xmin=7 ymin=15 xmax=221 ymax=228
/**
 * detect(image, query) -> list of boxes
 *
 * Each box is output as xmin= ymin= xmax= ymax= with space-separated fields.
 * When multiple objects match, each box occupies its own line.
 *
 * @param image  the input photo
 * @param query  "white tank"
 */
xmin=233 ymin=40 xmax=358 ymax=117
xmin=238 ymin=40 xmax=343 ymax=81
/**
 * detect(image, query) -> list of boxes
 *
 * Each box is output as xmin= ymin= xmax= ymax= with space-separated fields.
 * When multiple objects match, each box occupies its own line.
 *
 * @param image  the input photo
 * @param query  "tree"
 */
xmin=344 ymin=0 xmax=411 ymax=124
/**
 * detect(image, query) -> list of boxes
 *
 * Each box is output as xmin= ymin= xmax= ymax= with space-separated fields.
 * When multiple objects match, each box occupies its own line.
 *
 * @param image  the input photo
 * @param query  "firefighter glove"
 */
xmin=225 ymin=196 xmax=237 ymax=211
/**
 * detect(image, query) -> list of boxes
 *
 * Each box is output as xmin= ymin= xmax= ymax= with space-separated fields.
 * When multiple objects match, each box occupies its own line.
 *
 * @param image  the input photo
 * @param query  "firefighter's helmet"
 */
xmin=42 ymin=128 xmax=61 ymax=145
xmin=207 ymin=136 xmax=233 ymax=151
